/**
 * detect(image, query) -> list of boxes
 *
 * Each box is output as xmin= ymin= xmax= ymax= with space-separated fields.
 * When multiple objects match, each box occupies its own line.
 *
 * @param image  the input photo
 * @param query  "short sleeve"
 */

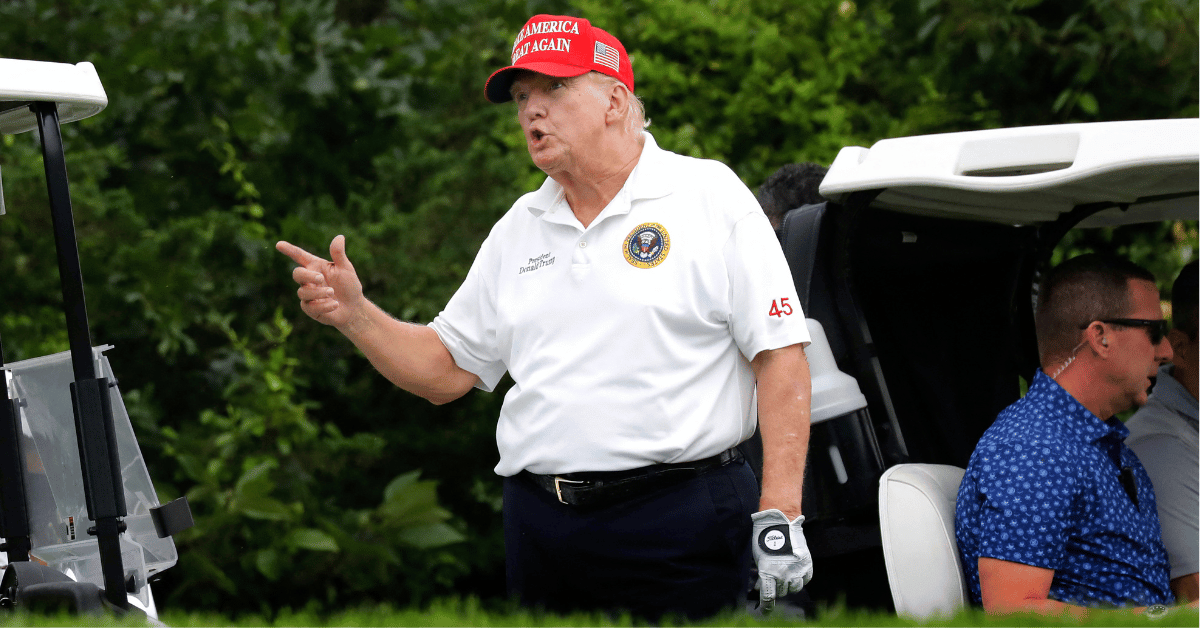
xmin=1132 ymin=434 xmax=1200 ymax=578
xmin=723 ymin=211 xmax=810 ymax=361
xmin=971 ymin=442 xmax=1078 ymax=570
xmin=428 ymin=235 xmax=508 ymax=391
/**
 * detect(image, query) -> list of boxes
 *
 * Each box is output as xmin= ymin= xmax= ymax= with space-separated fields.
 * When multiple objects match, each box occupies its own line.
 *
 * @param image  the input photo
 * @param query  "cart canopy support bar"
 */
xmin=34 ymin=102 xmax=95 ymax=383
xmin=0 ymin=392 xmax=31 ymax=564
xmin=32 ymin=102 xmax=128 ymax=610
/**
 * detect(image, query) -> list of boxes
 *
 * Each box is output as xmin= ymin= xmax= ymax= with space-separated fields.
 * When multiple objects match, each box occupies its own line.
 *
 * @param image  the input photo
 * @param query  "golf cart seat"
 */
xmin=878 ymin=463 xmax=967 ymax=620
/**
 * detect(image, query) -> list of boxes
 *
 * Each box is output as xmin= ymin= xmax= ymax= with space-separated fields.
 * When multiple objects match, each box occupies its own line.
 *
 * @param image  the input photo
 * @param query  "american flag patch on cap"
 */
xmin=594 ymin=41 xmax=620 ymax=72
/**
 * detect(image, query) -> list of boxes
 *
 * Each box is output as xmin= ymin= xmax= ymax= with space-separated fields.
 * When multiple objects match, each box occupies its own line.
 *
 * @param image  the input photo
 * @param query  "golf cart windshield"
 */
xmin=5 ymin=347 xmax=177 ymax=608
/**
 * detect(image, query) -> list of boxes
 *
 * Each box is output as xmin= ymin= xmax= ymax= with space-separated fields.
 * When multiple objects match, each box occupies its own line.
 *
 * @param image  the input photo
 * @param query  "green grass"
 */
xmin=0 ymin=599 xmax=1196 ymax=627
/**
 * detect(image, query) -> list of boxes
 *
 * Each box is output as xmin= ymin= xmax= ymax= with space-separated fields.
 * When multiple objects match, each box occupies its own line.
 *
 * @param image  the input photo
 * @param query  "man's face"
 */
xmin=510 ymin=72 xmax=606 ymax=176
xmin=1107 ymin=279 xmax=1175 ymax=411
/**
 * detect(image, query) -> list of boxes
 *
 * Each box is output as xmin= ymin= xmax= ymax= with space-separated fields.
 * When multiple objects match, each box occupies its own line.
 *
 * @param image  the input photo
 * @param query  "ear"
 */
xmin=604 ymin=82 xmax=629 ymax=127
xmin=1082 ymin=321 xmax=1109 ymax=357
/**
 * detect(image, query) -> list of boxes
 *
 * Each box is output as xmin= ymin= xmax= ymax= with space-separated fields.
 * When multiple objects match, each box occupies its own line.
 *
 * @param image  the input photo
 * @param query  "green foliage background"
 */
xmin=0 ymin=0 xmax=1196 ymax=617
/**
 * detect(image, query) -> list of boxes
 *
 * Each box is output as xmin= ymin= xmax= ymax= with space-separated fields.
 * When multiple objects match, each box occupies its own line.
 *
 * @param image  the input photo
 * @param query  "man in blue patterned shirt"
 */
xmin=956 ymin=254 xmax=1176 ymax=616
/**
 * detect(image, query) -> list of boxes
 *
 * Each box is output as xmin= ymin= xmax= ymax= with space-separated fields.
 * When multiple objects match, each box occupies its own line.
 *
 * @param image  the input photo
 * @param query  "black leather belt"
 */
xmin=520 ymin=448 xmax=743 ymax=508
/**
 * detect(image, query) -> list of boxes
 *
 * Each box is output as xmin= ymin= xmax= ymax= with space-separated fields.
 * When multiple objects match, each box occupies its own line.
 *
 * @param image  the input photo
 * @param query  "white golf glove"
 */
xmin=751 ymin=508 xmax=813 ymax=611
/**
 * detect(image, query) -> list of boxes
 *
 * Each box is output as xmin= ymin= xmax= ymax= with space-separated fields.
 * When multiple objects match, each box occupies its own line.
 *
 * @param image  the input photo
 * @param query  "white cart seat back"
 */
xmin=878 ymin=463 xmax=968 ymax=620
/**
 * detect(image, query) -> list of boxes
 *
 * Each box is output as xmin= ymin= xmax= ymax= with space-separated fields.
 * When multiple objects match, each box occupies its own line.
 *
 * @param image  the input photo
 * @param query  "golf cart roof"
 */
xmin=0 ymin=59 xmax=108 ymax=135
xmin=819 ymin=119 xmax=1199 ymax=228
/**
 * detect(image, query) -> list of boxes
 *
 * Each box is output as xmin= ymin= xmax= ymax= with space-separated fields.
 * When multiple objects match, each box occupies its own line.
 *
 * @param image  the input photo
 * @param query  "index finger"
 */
xmin=276 ymin=240 xmax=324 ymax=267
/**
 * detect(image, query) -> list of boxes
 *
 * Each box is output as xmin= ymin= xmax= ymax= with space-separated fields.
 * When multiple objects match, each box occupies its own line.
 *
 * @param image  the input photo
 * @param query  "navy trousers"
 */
xmin=503 ymin=458 xmax=758 ymax=621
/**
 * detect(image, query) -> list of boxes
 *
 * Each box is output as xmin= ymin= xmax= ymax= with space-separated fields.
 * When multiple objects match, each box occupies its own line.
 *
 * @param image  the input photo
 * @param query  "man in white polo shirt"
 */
xmin=277 ymin=14 xmax=813 ymax=620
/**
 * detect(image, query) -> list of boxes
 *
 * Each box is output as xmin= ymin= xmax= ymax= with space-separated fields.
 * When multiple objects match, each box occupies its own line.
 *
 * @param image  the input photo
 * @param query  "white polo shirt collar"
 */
xmin=524 ymin=132 xmax=675 ymax=228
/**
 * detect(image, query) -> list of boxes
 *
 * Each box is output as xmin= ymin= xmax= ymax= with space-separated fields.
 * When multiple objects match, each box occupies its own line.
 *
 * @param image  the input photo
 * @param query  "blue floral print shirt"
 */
xmin=955 ymin=370 xmax=1172 ymax=607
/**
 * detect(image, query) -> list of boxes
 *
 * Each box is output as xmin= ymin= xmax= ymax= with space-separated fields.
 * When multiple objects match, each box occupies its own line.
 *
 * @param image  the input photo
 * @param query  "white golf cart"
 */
xmin=778 ymin=118 xmax=1197 ymax=618
xmin=0 ymin=59 xmax=192 ymax=619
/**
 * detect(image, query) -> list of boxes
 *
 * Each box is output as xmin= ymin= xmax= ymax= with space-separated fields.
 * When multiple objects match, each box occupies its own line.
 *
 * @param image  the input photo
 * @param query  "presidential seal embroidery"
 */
xmin=623 ymin=223 xmax=670 ymax=268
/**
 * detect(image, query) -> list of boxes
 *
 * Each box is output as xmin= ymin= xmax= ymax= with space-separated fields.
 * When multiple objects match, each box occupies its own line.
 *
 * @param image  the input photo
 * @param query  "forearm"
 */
xmin=754 ymin=344 xmax=812 ymax=519
xmin=1172 ymin=573 xmax=1199 ymax=603
xmin=977 ymin=557 xmax=1164 ymax=619
xmin=983 ymin=596 xmax=1091 ymax=619
xmin=339 ymin=299 xmax=478 ymax=404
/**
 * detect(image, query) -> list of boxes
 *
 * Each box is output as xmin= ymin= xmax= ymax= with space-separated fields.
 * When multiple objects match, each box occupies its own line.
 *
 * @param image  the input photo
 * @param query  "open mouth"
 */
xmin=531 ymin=130 xmax=546 ymax=141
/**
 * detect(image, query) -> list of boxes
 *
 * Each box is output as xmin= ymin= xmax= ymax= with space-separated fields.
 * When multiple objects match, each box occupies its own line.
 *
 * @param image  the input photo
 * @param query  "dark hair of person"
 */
xmin=755 ymin=162 xmax=828 ymax=230
xmin=1172 ymin=260 xmax=1198 ymax=340
xmin=1035 ymin=253 xmax=1157 ymax=365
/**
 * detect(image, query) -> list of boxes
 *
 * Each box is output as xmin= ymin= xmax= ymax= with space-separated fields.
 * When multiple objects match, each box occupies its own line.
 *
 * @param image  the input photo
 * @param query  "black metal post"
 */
xmin=33 ymin=103 xmax=94 ymax=383
xmin=32 ymin=101 xmax=128 ymax=610
xmin=0 ymin=333 xmax=32 ymax=564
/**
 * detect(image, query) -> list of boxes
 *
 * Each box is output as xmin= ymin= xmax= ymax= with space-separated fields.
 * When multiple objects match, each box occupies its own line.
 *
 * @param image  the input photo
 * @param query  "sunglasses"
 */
xmin=1082 ymin=319 xmax=1170 ymax=345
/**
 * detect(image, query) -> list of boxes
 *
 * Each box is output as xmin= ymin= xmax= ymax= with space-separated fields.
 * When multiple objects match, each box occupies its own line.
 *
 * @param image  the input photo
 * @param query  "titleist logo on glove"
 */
xmin=758 ymin=524 xmax=793 ymax=555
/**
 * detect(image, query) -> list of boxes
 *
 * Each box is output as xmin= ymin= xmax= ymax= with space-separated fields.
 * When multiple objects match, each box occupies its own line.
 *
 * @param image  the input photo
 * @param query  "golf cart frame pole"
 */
xmin=32 ymin=101 xmax=129 ymax=610
xmin=0 ymin=334 xmax=33 ymax=565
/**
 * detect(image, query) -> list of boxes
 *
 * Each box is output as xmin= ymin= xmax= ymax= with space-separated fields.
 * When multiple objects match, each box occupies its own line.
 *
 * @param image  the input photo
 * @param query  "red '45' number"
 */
xmin=768 ymin=297 xmax=794 ymax=318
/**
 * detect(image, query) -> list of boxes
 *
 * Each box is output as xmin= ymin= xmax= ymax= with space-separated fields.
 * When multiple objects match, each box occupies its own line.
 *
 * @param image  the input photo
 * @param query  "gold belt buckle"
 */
xmin=553 ymin=477 xmax=585 ymax=504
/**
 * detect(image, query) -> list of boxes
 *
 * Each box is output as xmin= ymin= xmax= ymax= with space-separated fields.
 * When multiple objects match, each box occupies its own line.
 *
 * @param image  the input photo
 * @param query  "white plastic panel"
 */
xmin=0 ymin=60 xmax=108 ymax=134
xmin=820 ymin=120 xmax=1199 ymax=226
xmin=805 ymin=318 xmax=868 ymax=424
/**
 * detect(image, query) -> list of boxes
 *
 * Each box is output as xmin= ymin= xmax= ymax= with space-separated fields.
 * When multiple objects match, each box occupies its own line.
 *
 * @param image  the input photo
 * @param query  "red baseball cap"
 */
xmin=484 ymin=15 xmax=635 ymax=104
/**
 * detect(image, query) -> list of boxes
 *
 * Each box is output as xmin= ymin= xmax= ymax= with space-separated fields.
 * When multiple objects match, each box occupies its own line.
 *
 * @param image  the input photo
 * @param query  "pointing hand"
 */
xmin=276 ymin=235 xmax=364 ymax=329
